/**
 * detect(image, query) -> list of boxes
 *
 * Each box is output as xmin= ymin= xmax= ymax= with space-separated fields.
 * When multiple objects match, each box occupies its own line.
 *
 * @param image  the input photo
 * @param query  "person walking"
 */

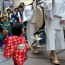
xmin=44 ymin=0 xmax=65 ymax=64
xmin=4 ymin=23 xmax=29 ymax=65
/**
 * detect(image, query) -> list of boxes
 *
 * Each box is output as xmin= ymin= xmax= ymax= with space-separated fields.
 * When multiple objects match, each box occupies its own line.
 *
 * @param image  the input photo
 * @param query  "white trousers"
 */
xmin=46 ymin=29 xmax=65 ymax=50
xmin=27 ymin=23 xmax=36 ymax=46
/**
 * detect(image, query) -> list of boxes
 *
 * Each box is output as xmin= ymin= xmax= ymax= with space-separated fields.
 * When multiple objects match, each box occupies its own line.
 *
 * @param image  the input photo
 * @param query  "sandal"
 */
xmin=50 ymin=57 xmax=54 ymax=61
xmin=52 ymin=60 xmax=60 ymax=65
xmin=32 ymin=50 xmax=39 ymax=54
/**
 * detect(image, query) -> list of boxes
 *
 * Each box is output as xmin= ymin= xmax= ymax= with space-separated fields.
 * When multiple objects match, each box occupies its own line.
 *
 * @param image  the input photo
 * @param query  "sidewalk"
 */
xmin=0 ymin=47 xmax=65 ymax=65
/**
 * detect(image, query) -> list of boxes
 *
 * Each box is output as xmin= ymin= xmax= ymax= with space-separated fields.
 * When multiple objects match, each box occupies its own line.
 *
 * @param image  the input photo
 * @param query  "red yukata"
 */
xmin=4 ymin=36 xmax=29 ymax=65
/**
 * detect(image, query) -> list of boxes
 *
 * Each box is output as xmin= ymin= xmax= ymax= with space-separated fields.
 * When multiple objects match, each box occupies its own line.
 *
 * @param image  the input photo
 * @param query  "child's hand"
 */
xmin=3 ymin=29 xmax=8 ymax=37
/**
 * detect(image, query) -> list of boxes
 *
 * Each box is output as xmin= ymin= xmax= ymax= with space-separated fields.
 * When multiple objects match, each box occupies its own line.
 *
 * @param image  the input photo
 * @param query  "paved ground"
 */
xmin=0 ymin=47 xmax=65 ymax=65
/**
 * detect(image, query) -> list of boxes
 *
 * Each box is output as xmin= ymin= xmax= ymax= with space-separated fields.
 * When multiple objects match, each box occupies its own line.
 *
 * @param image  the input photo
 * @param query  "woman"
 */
xmin=44 ymin=0 xmax=65 ymax=65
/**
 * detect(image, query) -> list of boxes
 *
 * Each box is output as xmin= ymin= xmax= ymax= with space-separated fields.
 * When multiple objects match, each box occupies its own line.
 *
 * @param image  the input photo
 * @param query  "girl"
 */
xmin=4 ymin=23 xmax=29 ymax=65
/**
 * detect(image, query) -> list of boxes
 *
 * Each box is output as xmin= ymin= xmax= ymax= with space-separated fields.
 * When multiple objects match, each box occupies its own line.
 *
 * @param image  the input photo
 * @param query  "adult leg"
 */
xmin=50 ymin=50 xmax=60 ymax=64
xmin=27 ymin=23 xmax=39 ymax=53
xmin=46 ymin=29 xmax=59 ymax=64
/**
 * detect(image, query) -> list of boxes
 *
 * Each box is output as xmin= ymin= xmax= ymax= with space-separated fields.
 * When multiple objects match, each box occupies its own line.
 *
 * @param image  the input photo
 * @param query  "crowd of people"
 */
xmin=0 ymin=0 xmax=65 ymax=65
xmin=0 ymin=2 xmax=33 ymax=65
xmin=0 ymin=2 xmax=28 ymax=48
xmin=0 ymin=0 xmax=41 ymax=64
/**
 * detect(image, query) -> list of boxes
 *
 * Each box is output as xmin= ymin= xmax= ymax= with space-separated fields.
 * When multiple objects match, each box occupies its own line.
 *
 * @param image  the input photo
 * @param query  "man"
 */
xmin=44 ymin=0 xmax=65 ymax=64
xmin=21 ymin=1 xmax=39 ymax=53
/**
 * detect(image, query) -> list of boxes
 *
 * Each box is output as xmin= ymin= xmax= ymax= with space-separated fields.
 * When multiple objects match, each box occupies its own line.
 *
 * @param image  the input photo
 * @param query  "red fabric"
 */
xmin=4 ymin=36 xmax=29 ymax=65
xmin=19 ymin=18 xmax=23 ymax=23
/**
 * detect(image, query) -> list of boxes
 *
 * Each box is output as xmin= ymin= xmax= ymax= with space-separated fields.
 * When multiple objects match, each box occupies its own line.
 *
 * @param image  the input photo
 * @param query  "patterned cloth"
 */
xmin=4 ymin=36 xmax=29 ymax=65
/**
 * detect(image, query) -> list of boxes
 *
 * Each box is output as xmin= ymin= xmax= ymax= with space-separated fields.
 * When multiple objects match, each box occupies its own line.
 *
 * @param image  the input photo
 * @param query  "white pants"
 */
xmin=27 ymin=23 xmax=36 ymax=46
xmin=46 ymin=29 xmax=65 ymax=50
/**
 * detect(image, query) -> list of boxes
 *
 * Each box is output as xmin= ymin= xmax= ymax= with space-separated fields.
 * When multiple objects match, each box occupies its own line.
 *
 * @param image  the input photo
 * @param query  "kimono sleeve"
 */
xmin=4 ymin=37 xmax=13 ymax=58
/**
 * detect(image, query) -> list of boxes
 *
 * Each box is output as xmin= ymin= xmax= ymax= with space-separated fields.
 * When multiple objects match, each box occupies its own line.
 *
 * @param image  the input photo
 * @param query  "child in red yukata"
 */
xmin=4 ymin=23 xmax=29 ymax=65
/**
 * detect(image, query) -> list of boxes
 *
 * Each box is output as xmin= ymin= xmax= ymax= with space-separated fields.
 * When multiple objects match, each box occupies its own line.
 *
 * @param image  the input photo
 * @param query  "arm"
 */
xmin=60 ymin=13 xmax=65 ymax=24
xmin=61 ymin=13 xmax=65 ymax=20
xmin=4 ymin=37 xmax=12 ymax=58
xmin=43 ymin=0 xmax=53 ymax=11
xmin=23 ymin=5 xmax=33 ymax=22
xmin=43 ymin=0 xmax=54 ymax=19
xmin=23 ymin=11 xmax=33 ymax=22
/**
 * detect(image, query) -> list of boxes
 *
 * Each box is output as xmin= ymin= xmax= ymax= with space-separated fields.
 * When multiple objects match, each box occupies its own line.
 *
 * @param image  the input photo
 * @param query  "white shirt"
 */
xmin=44 ymin=0 xmax=64 ymax=30
xmin=23 ymin=5 xmax=33 ymax=22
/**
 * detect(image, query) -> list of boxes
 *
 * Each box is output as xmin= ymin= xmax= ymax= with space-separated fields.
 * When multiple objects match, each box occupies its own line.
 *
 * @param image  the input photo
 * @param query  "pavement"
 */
xmin=0 ymin=46 xmax=65 ymax=65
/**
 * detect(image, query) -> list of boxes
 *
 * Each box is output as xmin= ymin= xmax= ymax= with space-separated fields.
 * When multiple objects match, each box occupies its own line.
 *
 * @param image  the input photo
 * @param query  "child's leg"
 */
xmin=13 ymin=57 xmax=18 ymax=65
xmin=13 ymin=56 xmax=24 ymax=65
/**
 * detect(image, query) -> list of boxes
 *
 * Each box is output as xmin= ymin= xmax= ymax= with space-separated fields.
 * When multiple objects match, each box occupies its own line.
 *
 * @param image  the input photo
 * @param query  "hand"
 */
xmin=60 ymin=20 xmax=64 ymax=24
xmin=22 ymin=28 xmax=25 ymax=34
xmin=3 ymin=29 xmax=8 ymax=37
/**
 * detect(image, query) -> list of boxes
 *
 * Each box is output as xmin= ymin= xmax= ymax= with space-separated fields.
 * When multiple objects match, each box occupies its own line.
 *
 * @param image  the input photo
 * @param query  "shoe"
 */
xmin=52 ymin=60 xmax=60 ymax=65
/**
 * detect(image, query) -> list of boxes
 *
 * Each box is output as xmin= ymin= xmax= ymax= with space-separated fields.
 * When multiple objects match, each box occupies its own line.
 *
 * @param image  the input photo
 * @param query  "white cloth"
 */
xmin=52 ymin=0 xmax=63 ymax=17
xmin=44 ymin=0 xmax=65 ymax=20
xmin=44 ymin=0 xmax=65 ymax=50
xmin=52 ymin=0 xmax=65 ymax=20
xmin=18 ymin=44 xmax=25 ymax=50
xmin=44 ymin=0 xmax=65 ymax=30
xmin=23 ymin=5 xmax=33 ymax=22
xmin=24 ymin=5 xmax=36 ymax=46
xmin=43 ymin=0 xmax=52 ymax=11
xmin=46 ymin=29 xmax=65 ymax=50
xmin=59 ymin=0 xmax=65 ymax=20
xmin=45 ymin=17 xmax=65 ymax=50
xmin=45 ymin=16 xmax=63 ymax=30
xmin=43 ymin=0 xmax=53 ymax=19
xmin=27 ymin=23 xmax=36 ymax=46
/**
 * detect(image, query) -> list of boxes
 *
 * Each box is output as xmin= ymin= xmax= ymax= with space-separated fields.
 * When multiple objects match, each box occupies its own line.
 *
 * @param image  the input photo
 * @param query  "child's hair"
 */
xmin=12 ymin=23 xmax=23 ymax=36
